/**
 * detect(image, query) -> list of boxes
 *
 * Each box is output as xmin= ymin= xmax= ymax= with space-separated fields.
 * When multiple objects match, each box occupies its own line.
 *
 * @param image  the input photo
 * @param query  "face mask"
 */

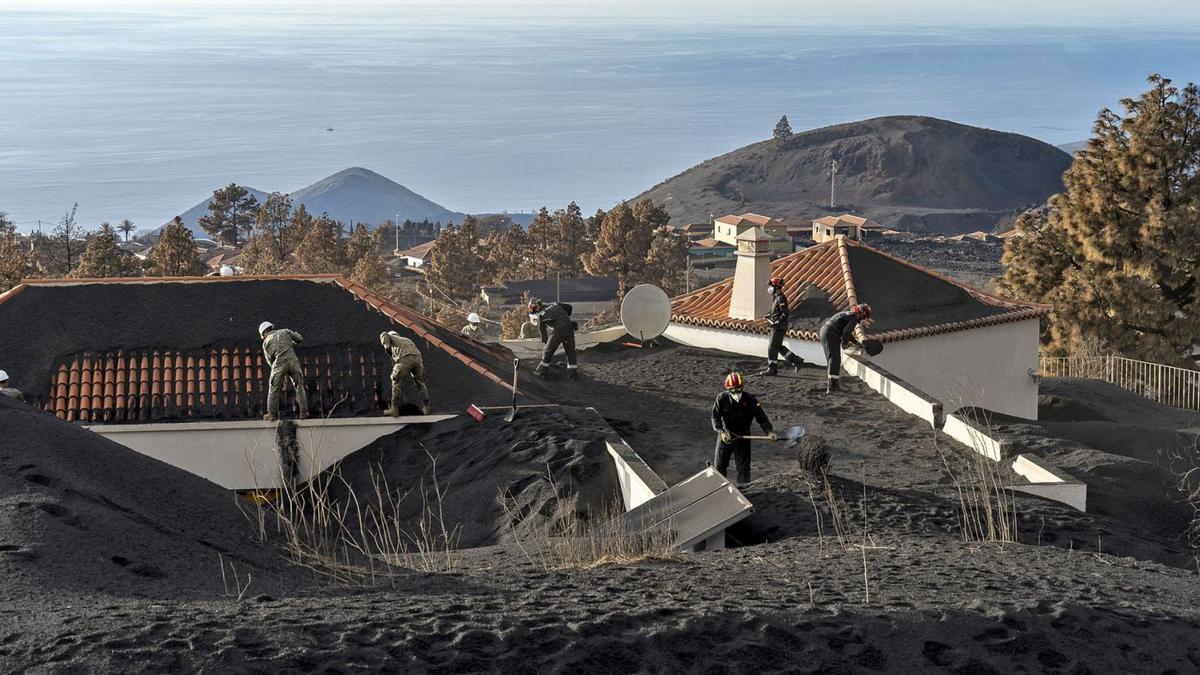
xmin=730 ymin=391 xmax=743 ymax=402
xmin=529 ymin=314 xmax=539 ymax=325
xmin=767 ymin=286 xmax=776 ymax=295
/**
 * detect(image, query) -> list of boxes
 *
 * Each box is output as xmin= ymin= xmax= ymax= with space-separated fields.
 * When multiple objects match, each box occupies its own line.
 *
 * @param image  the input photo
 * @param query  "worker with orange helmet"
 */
xmin=818 ymin=303 xmax=872 ymax=394
xmin=758 ymin=276 xmax=806 ymax=376
xmin=710 ymin=371 xmax=776 ymax=485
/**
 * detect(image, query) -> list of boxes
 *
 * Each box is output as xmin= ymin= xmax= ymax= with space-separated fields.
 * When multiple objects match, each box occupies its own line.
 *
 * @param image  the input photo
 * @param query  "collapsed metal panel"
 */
xmin=611 ymin=467 xmax=753 ymax=551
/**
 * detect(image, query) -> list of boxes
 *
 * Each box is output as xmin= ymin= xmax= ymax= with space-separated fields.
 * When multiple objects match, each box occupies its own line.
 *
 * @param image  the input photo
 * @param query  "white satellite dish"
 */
xmin=621 ymin=284 xmax=671 ymax=342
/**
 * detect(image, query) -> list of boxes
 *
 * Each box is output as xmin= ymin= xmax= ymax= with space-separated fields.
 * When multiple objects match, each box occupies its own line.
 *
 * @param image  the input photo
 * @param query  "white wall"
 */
xmin=665 ymin=323 xmax=827 ymax=364
xmin=873 ymin=319 xmax=1040 ymax=420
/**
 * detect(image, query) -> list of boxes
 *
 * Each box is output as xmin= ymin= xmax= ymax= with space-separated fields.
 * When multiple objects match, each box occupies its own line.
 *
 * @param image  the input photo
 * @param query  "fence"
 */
xmin=1039 ymin=354 xmax=1200 ymax=413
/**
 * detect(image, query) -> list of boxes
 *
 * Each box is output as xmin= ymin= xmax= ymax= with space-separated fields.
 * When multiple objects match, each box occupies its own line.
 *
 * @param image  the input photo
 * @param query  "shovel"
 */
xmin=504 ymin=357 xmax=520 ymax=423
xmin=730 ymin=425 xmax=807 ymax=448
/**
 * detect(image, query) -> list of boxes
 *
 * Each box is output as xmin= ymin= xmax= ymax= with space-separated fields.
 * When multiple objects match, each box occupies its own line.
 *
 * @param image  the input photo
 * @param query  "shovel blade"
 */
xmin=782 ymin=424 xmax=807 ymax=448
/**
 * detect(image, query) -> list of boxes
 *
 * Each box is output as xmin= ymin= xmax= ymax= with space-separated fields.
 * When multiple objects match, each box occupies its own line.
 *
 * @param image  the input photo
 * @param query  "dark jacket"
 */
xmin=820 ymin=310 xmax=860 ymax=343
xmin=766 ymin=292 xmax=790 ymax=330
xmin=711 ymin=390 xmax=773 ymax=437
xmin=536 ymin=302 xmax=574 ymax=342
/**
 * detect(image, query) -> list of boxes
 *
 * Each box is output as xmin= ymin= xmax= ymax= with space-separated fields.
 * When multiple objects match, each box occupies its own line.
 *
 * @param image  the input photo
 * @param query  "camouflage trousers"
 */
xmin=267 ymin=356 xmax=308 ymax=415
xmin=391 ymin=354 xmax=429 ymax=410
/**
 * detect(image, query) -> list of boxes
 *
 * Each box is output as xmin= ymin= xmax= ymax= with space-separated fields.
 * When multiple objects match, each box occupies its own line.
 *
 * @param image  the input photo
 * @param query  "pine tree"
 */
xmin=553 ymin=201 xmax=587 ymax=278
xmin=522 ymin=206 xmax=555 ymax=279
xmin=73 ymin=223 xmax=142 ymax=278
xmin=253 ymin=192 xmax=295 ymax=259
xmin=39 ymin=203 xmax=87 ymax=277
xmin=425 ymin=217 xmax=489 ymax=300
xmin=117 ymin=218 xmax=137 ymax=242
xmin=773 ymin=115 xmax=793 ymax=141
xmin=198 ymin=183 xmax=259 ymax=246
xmin=484 ymin=225 xmax=527 ymax=283
xmin=0 ymin=211 xmax=16 ymax=236
xmin=644 ymin=227 xmax=690 ymax=295
xmin=293 ymin=214 xmax=347 ymax=274
xmin=1000 ymin=74 xmax=1200 ymax=364
xmin=0 ymin=230 xmax=34 ymax=292
xmin=584 ymin=202 xmax=641 ymax=297
xmin=146 ymin=217 xmax=205 ymax=276
xmin=345 ymin=223 xmax=378 ymax=265
xmin=350 ymin=254 xmax=390 ymax=291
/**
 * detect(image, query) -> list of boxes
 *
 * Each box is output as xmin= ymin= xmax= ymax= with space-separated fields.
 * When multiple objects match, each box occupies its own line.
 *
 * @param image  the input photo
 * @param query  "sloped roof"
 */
xmin=670 ymin=238 xmax=1048 ymax=342
xmin=397 ymin=239 xmax=436 ymax=259
xmin=813 ymin=214 xmax=884 ymax=230
xmin=484 ymin=276 xmax=619 ymax=304
xmin=0 ymin=275 xmax=529 ymax=422
xmin=715 ymin=213 xmax=778 ymax=227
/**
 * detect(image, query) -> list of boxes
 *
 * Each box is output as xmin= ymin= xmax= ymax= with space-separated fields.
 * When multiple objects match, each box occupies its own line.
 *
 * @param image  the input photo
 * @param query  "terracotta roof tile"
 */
xmin=671 ymin=238 xmax=1049 ymax=342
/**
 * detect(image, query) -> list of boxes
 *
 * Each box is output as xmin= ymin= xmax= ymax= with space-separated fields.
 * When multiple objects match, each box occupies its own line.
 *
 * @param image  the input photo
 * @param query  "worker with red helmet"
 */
xmin=711 ymin=371 xmax=776 ymax=485
xmin=758 ymin=276 xmax=806 ymax=376
xmin=818 ymin=303 xmax=872 ymax=394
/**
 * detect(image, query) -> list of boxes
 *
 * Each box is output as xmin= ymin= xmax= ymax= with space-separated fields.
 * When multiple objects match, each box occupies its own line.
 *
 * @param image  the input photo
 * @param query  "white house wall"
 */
xmin=872 ymin=318 xmax=1041 ymax=420
xmin=664 ymin=323 xmax=826 ymax=364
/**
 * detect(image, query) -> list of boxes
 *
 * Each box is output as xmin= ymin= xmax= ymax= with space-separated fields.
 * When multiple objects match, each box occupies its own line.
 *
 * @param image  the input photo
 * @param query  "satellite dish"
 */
xmin=621 ymin=284 xmax=671 ymax=341
xmin=219 ymin=265 xmax=235 ymax=277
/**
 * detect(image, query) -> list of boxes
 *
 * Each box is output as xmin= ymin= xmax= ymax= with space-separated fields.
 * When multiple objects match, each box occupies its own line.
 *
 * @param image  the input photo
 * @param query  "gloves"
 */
xmin=768 ymin=432 xmax=779 ymax=441
xmin=719 ymin=430 xmax=732 ymax=443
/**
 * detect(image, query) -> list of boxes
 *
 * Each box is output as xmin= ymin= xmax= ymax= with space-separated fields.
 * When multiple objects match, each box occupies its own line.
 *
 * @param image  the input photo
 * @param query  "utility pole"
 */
xmin=830 ymin=158 xmax=839 ymax=209
xmin=395 ymin=213 xmax=400 ymax=254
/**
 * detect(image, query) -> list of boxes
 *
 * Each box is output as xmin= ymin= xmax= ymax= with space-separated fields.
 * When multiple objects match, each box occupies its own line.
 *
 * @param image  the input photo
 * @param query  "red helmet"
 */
xmin=724 ymin=372 xmax=744 ymax=391
xmin=527 ymin=297 xmax=544 ymax=313
xmin=853 ymin=303 xmax=872 ymax=320
xmin=768 ymin=276 xmax=785 ymax=290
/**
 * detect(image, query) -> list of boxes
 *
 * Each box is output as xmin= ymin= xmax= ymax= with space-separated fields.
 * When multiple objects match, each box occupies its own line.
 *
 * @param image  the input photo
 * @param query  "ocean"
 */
xmin=2 ymin=7 xmax=1199 ymax=230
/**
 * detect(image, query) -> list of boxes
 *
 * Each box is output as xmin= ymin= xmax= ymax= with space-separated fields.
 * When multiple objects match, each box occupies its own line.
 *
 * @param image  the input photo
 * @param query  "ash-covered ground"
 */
xmin=3 ymin=344 xmax=1199 ymax=672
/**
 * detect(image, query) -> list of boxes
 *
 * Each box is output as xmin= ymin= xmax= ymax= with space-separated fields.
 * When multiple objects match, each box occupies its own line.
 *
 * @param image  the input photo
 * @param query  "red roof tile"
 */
xmin=670 ymin=237 xmax=1049 ymax=342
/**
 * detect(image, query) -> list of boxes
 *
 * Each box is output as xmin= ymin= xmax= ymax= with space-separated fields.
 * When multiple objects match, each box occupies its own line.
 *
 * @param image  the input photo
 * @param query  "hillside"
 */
xmin=635 ymin=116 xmax=1073 ymax=234
xmin=167 ymin=167 xmax=465 ymax=236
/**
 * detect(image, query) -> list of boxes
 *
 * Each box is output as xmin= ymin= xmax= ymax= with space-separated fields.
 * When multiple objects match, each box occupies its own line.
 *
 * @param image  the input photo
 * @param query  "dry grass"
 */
xmin=1167 ymin=440 xmax=1200 ymax=573
xmin=243 ymin=437 xmax=461 ymax=587
xmin=501 ymin=468 xmax=680 ymax=571
xmin=935 ymin=436 xmax=1018 ymax=544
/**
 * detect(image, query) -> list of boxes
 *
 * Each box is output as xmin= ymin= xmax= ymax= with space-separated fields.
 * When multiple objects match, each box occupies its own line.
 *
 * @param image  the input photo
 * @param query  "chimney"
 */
xmin=729 ymin=225 xmax=772 ymax=320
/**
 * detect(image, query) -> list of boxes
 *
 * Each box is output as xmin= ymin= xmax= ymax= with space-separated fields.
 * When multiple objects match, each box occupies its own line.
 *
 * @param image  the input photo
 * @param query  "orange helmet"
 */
xmin=853 ymin=303 xmax=872 ymax=320
xmin=724 ymin=372 xmax=744 ymax=391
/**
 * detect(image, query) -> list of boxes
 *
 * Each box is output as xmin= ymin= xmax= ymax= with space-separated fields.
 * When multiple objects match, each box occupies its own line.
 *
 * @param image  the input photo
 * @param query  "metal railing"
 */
xmin=1039 ymin=354 xmax=1200 ymax=412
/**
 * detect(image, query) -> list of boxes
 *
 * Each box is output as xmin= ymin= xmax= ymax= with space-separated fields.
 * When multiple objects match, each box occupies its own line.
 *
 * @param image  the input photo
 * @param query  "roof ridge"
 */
xmin=835 ymin=236 xmax=859 ymax=307
xmin=17 ymin=274 xmax=346 ymax=285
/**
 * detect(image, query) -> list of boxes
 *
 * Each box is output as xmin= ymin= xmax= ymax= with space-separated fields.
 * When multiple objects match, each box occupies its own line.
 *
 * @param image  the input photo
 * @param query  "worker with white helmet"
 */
xmin=460 ymin=312 xmax=483 ymax=339
xmin=380 ymin=330 xmax=430 ymax=416
xmin=0 ymin=370 xmax=24 ymax=402
xmin=259 ymin=321 xmax=308 ymax=421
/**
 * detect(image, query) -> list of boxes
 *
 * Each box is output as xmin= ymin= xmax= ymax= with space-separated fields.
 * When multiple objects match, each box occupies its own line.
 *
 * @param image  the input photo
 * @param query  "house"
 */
xmin=668 ymin=223 xmax=715 ymax=243
xmin=396 ymin=239 xmax=436 ymax=269
xmin=712 ymin=213 xmax=791 ymax=255
xmin=688 ymin=238 xmax=737 ymax=267
xmin=481 ymin=276 xmax=619 ymax=317
xmin=812 ymin=214 xmax=885 ymax=243
xmin=666 ymin=235 xmax=1050 ymax=420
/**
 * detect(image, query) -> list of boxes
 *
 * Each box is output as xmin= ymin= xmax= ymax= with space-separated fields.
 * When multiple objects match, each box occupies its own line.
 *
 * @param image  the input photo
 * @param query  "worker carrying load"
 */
xmin=380 ymin=330 xmax=431 ymax=416
xmin=529 ymin=297 xmax=579 ymax=380
xmin=259 ymin=321 xmax=308 ymax=421
xmin=461 ymin=312 xmax=483 ymax=338
xmin=818 ymin=303 xmax=871 ymax=394
xmin=0 ymin=370 xmax=24 ymax=402
xmin=711 ymin=371 xmax=775 ymax=485
xmin=758 ymin=276 xmax=806 ymax=376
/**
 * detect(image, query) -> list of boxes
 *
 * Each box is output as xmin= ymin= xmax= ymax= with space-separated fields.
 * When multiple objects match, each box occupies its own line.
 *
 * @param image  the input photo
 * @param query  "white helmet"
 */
xmin=0 ymin=370 xmax=8 ymax=382
xmin=467 ymin=312 xmax=481 ymax=324
xmin=219 ymin=265 xmax=235 ymax=277
xmin=258 ymin=321 xmax=275 ymax=337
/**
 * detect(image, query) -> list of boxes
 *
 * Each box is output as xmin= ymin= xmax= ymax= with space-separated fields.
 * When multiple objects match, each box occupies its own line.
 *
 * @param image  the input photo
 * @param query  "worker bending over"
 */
xmin=758 ymin=276 xmax=806 ymax=376
xmin=0 ymin=370 xmax=24 ymax=402
xmin=380 ymin=330 xmax=431 ymax=416
xmin=711 ymin=372 xmax=775 ymax=485
xmin=818 ymin=303 xmax=871 ymax=394
xmin=259 ymin=321 xmax=308 ymax=421
xmin=529 ymin=297 xmax=579 ymax=380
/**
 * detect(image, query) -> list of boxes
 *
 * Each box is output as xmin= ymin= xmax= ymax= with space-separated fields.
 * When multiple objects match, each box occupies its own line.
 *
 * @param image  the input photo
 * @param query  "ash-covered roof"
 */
xmin=715 ymin=213 xmax=778 ymax=227
xmin=669 ymin=238 xmax=1048 ymax=342
xmin=0 ymin=275 xmax=527 ymax=422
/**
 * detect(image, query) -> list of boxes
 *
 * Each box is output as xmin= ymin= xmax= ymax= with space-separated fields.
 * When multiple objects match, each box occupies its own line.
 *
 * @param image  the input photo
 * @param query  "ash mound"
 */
xmin=0 ymin=396 xmax=305 ymax=599
xmin=636 ymin=115 xmax=1071 ymax=233
xmin=326 ymin=406 xmax=622 ymax=548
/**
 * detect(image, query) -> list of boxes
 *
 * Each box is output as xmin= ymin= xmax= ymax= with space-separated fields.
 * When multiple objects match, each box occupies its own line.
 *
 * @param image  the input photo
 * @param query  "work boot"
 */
xmin=533 ymin=363 xmax=549 ymax=378
xmin=787 ymin=354 xmax=806 ymax=373
xmin=421 ymin=403 xmax=431 ymax=415
xmin=567 ymin=368 xmax=579 ymax=381
xmin=387 ymin=405 xmax=401 ymax=417
xmin=757 ymin=362 xmax=778 ymax=377
xmin=263 ymin=412 xmax=278 ymax=421
xmin=825 ymin=378 xmax=840 ymax=394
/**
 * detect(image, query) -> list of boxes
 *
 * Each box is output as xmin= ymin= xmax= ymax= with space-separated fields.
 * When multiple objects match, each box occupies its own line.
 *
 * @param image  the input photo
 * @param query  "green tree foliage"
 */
xmin=553 ymin=202 xmax=587 ymax=278
xmin=584 ymin=199 xmax=668 ymax=297
xmin=293 ymin=214 xmax=348 ymax=274
xmin=773 ymin=115 xmax=793 ymax=141
xmin=1000 ymin=74 xmax=1200 ymax=364
xmin=522 ymin=207 xmax=555 ymax=278
xmin=73 ymin=222 xmax=142 ymax=278
xmin=345 ymin=223 xmax=378 ymax=264
xmin=424 ymin=216 xmax=489 ymax=300
xmin=116 ymin=218 xmax=137 ymax=242
xmin=198 ymin=183 xmax=259 ymax=246
xmin=644 ymin=226 xmax=690 ymax=296
xmin=146 ymin=217 xmax=205 ymax=276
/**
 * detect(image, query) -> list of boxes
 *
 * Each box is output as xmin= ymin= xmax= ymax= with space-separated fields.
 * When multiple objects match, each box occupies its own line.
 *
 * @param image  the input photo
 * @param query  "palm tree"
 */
xmin=117 ymin=219 xmax=137 ymax=243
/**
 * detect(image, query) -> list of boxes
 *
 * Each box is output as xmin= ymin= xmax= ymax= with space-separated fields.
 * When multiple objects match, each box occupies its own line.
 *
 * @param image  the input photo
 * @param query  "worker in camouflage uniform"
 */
xmin=259 ymin=321 xmax=308 ymax=421
xmin=380 ymin=330 xmax=431 ymax=416
xmin=0 ymin=370 xmax=24 ymax=402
